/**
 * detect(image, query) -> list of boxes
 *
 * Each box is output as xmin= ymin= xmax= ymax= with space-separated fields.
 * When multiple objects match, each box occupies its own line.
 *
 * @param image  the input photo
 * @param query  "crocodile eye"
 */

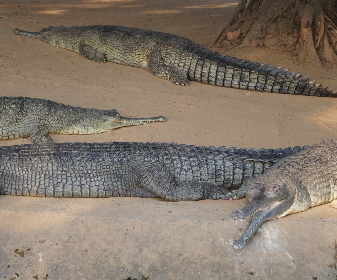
xmin=272 ymin=184 xmax=287 ymax=195
xmin=273 ymin=185 xmax=280 ymax=192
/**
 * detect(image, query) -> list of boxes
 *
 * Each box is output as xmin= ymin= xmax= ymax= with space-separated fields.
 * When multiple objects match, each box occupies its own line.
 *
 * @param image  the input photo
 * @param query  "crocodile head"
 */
xmin=38 ymin=26 xmax=79 ymax=47
xmin=97 ymin=113 xmax=167 ymax=130
xmin=231 ymin=174 xmax=296 ymax=249
xmin=59 ymin=108 xmax=166 ymax=135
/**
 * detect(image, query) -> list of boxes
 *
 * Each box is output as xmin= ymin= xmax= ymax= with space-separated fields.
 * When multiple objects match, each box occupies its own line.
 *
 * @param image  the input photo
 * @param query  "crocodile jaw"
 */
xmin=98 ymin=116 xmax=166 ymax=130
xmin=230 ymin=180 xmax=296 ymax=249
xmin=232 ymin=195 xmax=295 ymax=249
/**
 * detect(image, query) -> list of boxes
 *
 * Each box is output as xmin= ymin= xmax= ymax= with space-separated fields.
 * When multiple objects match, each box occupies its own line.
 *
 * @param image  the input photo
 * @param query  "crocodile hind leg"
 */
xmin=133 ymin=161 xmax=231 ymax=201
xmin=30 ymin=123 xmax=53 ymax=144
xmin=148 ymin=47 xmax=189 ymax=86
xmin=78 ymin=43 xmax=107 ymax=63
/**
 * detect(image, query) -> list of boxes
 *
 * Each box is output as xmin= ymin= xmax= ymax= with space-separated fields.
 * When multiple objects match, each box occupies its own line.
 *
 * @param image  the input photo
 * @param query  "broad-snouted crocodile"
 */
xmin=13 ymin=25 xmax=335 ymax=97
xmin=0 ymin=96 xmax=166 ymax=144
xmin=0 ymin=141 xmax=306 ymax=200
xmin=227 ymin=140 xmax=337 ymax=249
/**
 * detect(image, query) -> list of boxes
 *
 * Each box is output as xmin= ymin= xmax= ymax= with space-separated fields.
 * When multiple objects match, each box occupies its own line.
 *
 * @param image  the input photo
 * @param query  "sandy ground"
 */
xmin=0 ymin=0 xmax=337 ymax=279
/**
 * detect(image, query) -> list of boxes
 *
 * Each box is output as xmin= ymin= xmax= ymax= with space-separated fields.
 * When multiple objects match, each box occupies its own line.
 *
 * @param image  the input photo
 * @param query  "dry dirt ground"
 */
xmin=0 ymin=0 xmax=337 ymax=279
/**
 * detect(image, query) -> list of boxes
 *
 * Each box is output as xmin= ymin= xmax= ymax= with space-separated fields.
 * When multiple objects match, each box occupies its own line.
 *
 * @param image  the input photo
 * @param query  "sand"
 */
xmin=0 ymin=0 xmax=336 ymax=279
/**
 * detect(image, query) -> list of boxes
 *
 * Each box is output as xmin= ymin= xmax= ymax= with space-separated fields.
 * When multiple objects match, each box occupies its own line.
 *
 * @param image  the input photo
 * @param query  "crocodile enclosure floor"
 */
xmin=1 ymin=0 xmax=337 ymax=279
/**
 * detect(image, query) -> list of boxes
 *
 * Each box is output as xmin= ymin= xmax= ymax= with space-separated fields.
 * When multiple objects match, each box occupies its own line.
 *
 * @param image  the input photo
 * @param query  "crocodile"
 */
xmin=0 ymin=96 xmax=166 ymax=144
xmin=0 ymin=141 xmax=307 ymax=200
xmin=13 ymin=25 xmax=335 ymax=97
xmin=227 ymin=140 xmax=337 ymax=249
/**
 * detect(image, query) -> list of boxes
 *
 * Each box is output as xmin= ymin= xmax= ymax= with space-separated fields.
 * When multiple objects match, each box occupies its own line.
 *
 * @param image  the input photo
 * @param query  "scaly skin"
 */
xmin=228 ymin=141 xmax=337 ymax=249
xmin=0 ymin=96 xmax=166 ymax=144
xmin=13 ymin=25 xmax=335 ymax=97
xmin=0 ymin=142 xmax=306 ymax=200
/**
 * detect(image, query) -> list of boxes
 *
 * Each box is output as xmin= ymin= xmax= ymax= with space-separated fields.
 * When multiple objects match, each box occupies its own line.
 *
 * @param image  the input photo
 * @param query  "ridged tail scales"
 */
xmin=185 ymin=53 xmax=335 ymax=97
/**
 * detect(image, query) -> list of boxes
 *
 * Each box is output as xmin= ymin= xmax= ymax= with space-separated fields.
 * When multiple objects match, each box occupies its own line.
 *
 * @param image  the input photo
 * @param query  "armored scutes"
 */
xmin=14 ymin=25 xmax=335 ymax=97
xmin=0 ymin=97 xmax=166 ymax=144
xmin=228 ymin=140 xmax=337 ymax=249
xmin=0 ymin=141 xmax=306 ymax=201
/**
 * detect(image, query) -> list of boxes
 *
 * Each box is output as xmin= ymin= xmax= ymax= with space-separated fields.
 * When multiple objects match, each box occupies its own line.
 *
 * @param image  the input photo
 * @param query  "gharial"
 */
xmin=0 ymin=141 xmax=306 ymax=200
xmin=225 ymin=140 xmax=337 ymax=249
xmin=0 ymin=140 xmax=335 ymax=249
xmin=0 ymin=96 xmax=166 ymax=144
xmin=13 ymin=25 xmax=335 ymax=97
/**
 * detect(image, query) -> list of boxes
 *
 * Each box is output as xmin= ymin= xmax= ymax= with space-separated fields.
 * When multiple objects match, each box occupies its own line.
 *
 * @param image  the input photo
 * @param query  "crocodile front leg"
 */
xmin=147 ymin=46 xmax=189 ymax=86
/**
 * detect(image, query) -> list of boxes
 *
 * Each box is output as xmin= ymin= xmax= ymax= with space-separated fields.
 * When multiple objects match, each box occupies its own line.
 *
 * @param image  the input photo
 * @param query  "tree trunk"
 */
xmin=213 ymin=0 xmax=337 ymax=66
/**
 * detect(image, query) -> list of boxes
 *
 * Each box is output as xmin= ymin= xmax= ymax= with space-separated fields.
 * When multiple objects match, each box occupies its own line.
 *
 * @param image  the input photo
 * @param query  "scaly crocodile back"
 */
xmin=0 ymin=142 xmax=306 ymax=199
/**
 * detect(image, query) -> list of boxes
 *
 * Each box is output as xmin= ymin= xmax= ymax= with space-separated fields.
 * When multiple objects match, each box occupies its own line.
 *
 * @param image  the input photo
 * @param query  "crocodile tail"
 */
xmin=218 ymin=64 xmax=335 ymax=97
xmin=13 ymin=28 xmax=44 ymax=39
xmin=186 ymin=53 xmax=335 ymax=97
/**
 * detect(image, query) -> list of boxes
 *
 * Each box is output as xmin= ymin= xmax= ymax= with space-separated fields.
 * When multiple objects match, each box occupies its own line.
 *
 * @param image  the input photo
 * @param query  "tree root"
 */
xmin=213 ymin=0 xmax=337 ymax=66
xmin=211 ymin=0 xmax=248 ymax=46
xmin=300 ymin=4 xmax=322 ymax=66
